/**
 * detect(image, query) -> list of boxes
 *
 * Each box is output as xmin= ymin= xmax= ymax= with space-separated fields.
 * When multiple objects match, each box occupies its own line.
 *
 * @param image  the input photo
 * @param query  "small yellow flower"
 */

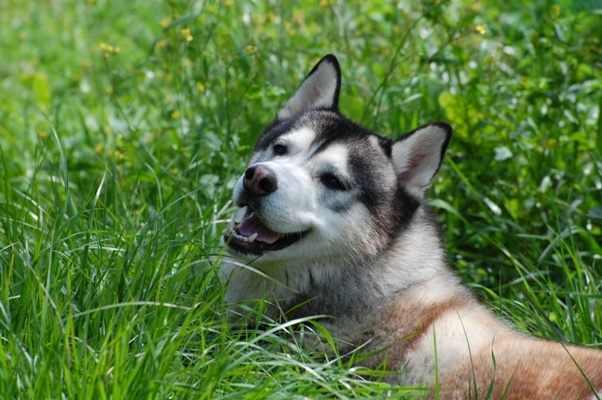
xmin=469 ymin=2 xmax=483 ymax=12
xmin=171 ymin=110 xmax=181 ymax=119
xmin=245 ymin=44 xmax=258 ymax=54
xmin=544 ymin=138 xmax=557 ymax=149
xmin=86 ymin=0 xmax=95 ymax=4
xmin=196 ymin=82 xmax=206 ymax=92
xmin=94 ymin=143 xmax=104 ymax=155
xmin=37 ymin=130 xmax=48 ymax=139
xmin=181 ymin=28 xmax=193 ymax=42
xmin=105 ymin=86 xmax=113 ymax=95
xmin=224 ymin=0 xmax=233 ymax=6
xmin=475 ymin=24 xmax=486 ymax=35
xmin=113 ymin=150 xmax=124 ymax=160
xmin=99 ymin=42 xmax=120 ymax=58
xmin=293 ymin=9 xmax=304 ymax=25
xmin=266 ymin=11 xmax=276 ymax=23
xmin=160 ymin=17 xmax=171 ymax=28
xmin=284 ymin=22 xmax=294 ymax=35
xmin=320 ymin=0 xmax=335 ymax=7
xmin=156 ymin=39 xmax=168 ymax=50
xmin=170 ymin=167 xmax=181 ymax=175
xmin=550 ymin=4 xmax=561 ymax=18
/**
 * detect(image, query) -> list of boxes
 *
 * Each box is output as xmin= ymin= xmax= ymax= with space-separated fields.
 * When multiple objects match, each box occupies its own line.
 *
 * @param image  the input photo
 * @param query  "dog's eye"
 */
xmin=272 ymin=144 xmax=288 ymax=156
xmin=320 ymin=173 xmax=346 ymax=191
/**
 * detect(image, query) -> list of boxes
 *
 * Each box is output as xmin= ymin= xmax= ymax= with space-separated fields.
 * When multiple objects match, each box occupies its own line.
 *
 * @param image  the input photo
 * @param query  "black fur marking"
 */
xmin=379 ymin=137 xmax=392 ymax=158
xmin=348 ymin=154 xmax=382 ymax=214
xmin=255 ymin=118 xmax=297 ymax=152
xmin=329 ymin=199 xmax=354 ymax=213
xmin=390 ymin=185 xmax=421 ymax=238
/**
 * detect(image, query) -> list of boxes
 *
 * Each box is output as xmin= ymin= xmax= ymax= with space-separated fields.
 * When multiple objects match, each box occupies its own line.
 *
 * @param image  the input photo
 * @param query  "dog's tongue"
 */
xmin=238 ymin=213 xmax=281 ymax=244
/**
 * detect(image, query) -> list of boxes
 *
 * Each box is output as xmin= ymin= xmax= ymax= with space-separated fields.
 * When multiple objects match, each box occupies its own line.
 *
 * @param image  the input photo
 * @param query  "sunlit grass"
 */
xmin=0 ymin=0 xmax=600 ymax=398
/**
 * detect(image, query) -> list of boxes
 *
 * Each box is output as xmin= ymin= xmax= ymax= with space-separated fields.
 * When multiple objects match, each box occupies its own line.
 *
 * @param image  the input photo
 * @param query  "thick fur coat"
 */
xmin=221 ymin=55 xmax=602 ymax=399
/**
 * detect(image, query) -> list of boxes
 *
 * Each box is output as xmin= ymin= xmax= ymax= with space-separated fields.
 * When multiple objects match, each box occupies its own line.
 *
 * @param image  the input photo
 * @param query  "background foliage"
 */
xmin=0 ymin=0 xmax=600 ymax=398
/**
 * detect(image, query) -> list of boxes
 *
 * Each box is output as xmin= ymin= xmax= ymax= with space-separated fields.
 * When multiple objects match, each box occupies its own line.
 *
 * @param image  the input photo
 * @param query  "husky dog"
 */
xmin=221 ymin=55 xmax=602 ymax=399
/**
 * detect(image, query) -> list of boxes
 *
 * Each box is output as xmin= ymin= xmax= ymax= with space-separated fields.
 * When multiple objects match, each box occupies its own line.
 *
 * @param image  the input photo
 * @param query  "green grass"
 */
xmin=0 ymin=0 xmax=601 ymax=398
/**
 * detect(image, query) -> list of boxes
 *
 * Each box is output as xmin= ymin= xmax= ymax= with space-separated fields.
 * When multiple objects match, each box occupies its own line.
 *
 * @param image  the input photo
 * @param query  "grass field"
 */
xmin=1 ymin=0 xmax=601 ymax=398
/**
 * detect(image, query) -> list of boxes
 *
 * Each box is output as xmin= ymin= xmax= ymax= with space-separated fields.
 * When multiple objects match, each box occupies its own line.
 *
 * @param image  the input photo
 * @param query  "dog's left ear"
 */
xmin=391 ymin=123 xmax=452 ymax=197
xmin=277 ymin=54 xmax=341 ymax=120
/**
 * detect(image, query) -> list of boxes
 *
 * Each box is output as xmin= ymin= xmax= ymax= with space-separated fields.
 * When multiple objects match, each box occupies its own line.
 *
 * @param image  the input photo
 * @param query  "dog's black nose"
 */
xmin=243 ymin=165 xmax=278 ymax=196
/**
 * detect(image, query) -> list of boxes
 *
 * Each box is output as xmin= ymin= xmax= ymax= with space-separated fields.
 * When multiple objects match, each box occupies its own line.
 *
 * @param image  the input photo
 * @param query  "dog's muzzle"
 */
xmin=224 ymin=164 xmax=309 ymax=255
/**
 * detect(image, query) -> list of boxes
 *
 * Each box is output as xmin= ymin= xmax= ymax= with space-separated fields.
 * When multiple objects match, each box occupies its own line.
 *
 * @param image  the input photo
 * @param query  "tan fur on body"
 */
xmin=321 ymin=285 xmax=602 ymax=399
xmin=221 ymin=55 xmax=602 ymax=399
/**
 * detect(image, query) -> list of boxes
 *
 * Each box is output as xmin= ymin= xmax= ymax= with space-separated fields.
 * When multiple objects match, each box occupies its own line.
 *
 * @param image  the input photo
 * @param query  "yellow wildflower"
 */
xmin=196 ymin=82 xmax=206 ymax=92
xmin=160 ymin=17 xmax=171 ymax=28
xmin=181 ymin=28 xmax=193 ymax=42
xmin=475 ymin=24 xmax=486 ymax=35
xmin=156 ymin=39 xmax=168 ymax=50
xmin=99 ymin=42 xmax=120 ymax=58
xmin=544 ymin=138 xmax=557 ymax=149
xmin=550 ymin=5 xmax=560 ymax=18
xmin=94 ymin=143 xmax=104 ymax=155
xmin=293 ymin=9 xmax=304 ymax=25
xmin=245 ymin=45 xmax=258 ymax=54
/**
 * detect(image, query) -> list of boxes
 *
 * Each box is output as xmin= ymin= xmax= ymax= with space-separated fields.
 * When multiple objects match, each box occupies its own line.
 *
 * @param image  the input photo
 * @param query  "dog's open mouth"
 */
xmin=224 ymin=206 xmax=308 ymax=254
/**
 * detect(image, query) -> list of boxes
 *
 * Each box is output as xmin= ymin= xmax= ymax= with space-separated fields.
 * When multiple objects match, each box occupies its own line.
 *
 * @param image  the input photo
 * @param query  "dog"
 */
xmin=221 ymin=54 xmax=602 ymax=399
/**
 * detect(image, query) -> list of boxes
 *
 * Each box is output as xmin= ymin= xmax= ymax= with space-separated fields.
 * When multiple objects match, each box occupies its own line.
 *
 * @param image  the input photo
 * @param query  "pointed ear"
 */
xmin=277 ymin=54 xmax=341 ymax=120
xmin=391 ymin=123 xmax=452 ymax=197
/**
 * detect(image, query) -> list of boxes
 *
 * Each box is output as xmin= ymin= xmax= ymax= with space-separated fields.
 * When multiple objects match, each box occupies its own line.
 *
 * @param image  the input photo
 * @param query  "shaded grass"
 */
xmin=0 ymin=0 xmax=601 ymax=398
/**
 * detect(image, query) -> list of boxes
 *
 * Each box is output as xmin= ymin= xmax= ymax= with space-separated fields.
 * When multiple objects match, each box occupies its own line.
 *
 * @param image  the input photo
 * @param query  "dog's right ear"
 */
xmin=391 ymin=123 xmax=452 ymax=198
xmin=277 ymin=54 xmax=341 ymax=120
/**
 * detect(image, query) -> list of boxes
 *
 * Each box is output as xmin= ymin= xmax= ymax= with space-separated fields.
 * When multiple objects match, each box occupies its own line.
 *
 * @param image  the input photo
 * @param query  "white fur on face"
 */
xmin=249 ymin=127 xmax=317 ymax=166
xmin=231 ymin=132 xmax=380 ymax=265
xmin=312 ymin=143 xmax=350 ymax=179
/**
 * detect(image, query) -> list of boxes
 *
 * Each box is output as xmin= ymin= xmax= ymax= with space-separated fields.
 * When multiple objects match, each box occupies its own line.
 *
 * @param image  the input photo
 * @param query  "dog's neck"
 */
xmin=223 ymin=208 xmax=458 ymax=321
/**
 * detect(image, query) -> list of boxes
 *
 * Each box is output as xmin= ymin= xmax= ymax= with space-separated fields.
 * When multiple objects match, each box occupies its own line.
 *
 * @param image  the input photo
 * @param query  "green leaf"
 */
xmin=32 ymin=72 xmax=51 ymax=109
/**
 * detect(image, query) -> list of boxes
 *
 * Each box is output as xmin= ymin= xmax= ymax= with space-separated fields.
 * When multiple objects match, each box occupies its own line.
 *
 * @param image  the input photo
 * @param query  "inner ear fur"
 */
xmin=391 ymin=123 xmax=452 ymax=197
xmin=277 ymin=54 xmax=341 ymax=120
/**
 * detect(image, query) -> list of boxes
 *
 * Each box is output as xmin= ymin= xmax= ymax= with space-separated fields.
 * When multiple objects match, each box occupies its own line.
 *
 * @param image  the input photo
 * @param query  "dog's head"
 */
xmin=223 ymin=55 xmax=451 ymax=269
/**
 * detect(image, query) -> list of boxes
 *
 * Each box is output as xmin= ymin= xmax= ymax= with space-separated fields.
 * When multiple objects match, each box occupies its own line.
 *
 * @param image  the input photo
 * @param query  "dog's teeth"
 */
xmin=248 ymin=233 xmax=258 ymax=243
xmin=233 ymin=206 xmax=248 ymax=225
